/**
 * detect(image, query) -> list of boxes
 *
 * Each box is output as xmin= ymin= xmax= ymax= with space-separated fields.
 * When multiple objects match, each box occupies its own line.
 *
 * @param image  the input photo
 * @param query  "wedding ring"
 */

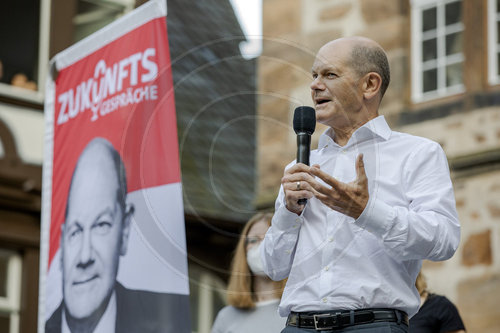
xmin=296 ymin=181 xmax=301 ymax=190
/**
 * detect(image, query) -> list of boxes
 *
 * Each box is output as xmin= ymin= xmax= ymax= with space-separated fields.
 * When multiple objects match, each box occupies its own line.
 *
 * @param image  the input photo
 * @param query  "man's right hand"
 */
xmin=281 ymin=163 xmax=315 ymax=215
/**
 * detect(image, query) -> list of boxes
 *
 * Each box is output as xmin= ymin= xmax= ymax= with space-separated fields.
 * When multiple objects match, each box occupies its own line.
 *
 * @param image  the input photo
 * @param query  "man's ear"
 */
xmin=120 ymin=203 xmax=134 ymax=256
xmin=362 ymin=72 xmax=382 ymax=101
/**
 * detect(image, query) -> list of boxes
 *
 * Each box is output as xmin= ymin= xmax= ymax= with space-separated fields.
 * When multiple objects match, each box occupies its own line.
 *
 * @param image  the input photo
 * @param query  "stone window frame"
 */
xmin=188 ymin=264 xmax=227 ymax=333
xmin=0 ymin=0 xmax=51 ymax=104
xmin=0 ymin=250 xmax=22 ymax=333
xmin=410 ymin=0 xmax=465 ymax=103
xmin=487 ymin=0 xmax=500 ymax=85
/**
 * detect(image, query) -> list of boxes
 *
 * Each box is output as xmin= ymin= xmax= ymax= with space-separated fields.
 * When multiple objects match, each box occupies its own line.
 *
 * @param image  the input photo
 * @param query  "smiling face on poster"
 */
xmin=40 ymin=1 xmax=191 ymax=332
xmin=61 ymin=138 xmax=133 ymax=322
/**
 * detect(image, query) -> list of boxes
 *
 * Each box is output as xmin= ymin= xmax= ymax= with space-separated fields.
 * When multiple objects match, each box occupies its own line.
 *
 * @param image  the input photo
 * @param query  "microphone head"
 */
xmin=293 ymin=106 xmax=316 ymax=135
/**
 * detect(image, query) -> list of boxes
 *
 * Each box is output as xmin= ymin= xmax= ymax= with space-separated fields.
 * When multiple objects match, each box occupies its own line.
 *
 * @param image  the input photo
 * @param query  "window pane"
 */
xmin=445 ymin=1 xmax=462 ymax=26
xmin=497 ymin=53 xmax=500 ymax=76
xmin=0 ymin=312 xmax=9 ymax=333
xmin=446 ymin=62 xmax=463 ymax=87
xmin=0 ymin=0 xmax=40 ymax=90
xmin=212 ymin=290 xmax=226 ymax=324
xmin=446 ymin=32 xmax=462 ymax=55
xmin=423 ymin=38 xmax=438 ymax=61
xmin=423 ymin=7 xmax=437 ymax=32
xmin=74 ymin=0 xmax=128 ymax=43
xmin=0 ymin=255 xmax=8 ymax=297
xmin=497 ymin=21 xmax=500 ymax=44
xmin=188 ymin=279 xmax=199 ymax=331
xmin=423 ymin=68 xmax=438 ymax=92
xmin=497 ymin=0 xmax=500 ymax=13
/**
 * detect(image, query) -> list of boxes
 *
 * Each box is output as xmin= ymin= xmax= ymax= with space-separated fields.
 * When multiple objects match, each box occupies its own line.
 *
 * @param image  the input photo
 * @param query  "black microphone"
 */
xmin=293 ymin=106 xmax=316 ymax=205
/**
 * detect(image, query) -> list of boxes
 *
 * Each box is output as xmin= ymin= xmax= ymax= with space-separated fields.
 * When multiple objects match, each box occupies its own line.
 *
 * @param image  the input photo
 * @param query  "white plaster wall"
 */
xmin=0 ymin=102 xmax=45 ymax=165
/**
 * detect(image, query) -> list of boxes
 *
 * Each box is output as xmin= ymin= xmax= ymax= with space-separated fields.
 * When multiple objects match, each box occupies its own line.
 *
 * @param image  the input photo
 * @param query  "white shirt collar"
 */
xmin=62 ymin=291 xmax=117 ymax=333
xmin=317 ymin=115 xmax=392 ymax=149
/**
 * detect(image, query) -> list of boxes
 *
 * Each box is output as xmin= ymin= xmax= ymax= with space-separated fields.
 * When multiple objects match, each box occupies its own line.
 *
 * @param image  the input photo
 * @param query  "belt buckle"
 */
xmin=313 ymin=313 xmax=341 ymax=331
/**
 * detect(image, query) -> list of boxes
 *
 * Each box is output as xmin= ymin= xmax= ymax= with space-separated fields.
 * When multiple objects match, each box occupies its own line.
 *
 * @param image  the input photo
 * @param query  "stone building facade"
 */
xmin=257 ymin=0 xmax=500 ymax=332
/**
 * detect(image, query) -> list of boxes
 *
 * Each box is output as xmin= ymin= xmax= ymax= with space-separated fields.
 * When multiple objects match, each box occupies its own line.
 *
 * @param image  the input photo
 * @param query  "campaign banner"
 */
xmin=39 ymin=1 xmax=191 ymax=332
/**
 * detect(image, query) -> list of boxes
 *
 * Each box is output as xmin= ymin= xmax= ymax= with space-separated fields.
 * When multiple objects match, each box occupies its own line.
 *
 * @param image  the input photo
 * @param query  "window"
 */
xmin=488 ymin=0 xmax=500 ymax=84
xmin=411 ymin=0 xmax=464 ymax=102
xmin=0 ymin=0 xmax=50 ymax=103
xmin=0 ymin=0 xmax=134 ymax=104
xmin=188 ymin=265 xmax=227 ymax=333
xmin=0 ymin=250 xmax=22 ymax=333
xmin=74 ymin=0 xmax=135 ymax=43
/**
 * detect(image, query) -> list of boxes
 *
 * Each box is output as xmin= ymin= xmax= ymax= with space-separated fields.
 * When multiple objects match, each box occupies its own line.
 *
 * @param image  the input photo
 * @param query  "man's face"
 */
xmin=61 ymin=149 xmax=129 ymax=319
xmin=310 ymin=41 xmax=364 ymax=129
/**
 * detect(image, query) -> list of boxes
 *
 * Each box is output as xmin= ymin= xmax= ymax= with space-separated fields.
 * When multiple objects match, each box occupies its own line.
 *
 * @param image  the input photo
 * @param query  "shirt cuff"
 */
xmin=354 ymin=194 xmax=394 ymax=237
xmin=273 ymin=200 xmax=305 ymax=232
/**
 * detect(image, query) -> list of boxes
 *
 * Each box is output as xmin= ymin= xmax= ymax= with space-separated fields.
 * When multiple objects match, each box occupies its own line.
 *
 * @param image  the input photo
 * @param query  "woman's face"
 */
xmin=245 ymin=219 xmax=269 ymax=253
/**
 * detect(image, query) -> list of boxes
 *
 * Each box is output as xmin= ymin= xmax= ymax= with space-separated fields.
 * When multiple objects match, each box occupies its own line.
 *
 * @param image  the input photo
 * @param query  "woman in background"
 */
xmin=211 ymin=212 xmax=287 ymax=333
xmin=410 ymin=271 xmax=466 ymax=333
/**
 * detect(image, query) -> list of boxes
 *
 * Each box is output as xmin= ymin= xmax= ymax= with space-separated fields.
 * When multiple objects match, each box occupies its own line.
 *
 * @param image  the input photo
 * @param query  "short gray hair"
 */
xmin=349 ymin=44 xmax=390 ymax=98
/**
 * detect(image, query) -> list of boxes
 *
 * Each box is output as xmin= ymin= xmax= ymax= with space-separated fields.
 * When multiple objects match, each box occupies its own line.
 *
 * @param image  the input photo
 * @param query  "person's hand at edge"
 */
xmin=309 ymin=154 xmax=369 ymax=219
xmin=281 ymin=163 xmax=315 ymax=215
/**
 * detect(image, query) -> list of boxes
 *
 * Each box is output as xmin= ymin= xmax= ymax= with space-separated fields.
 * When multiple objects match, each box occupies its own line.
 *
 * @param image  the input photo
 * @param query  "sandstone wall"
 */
xmin=401 ymin=110 xmax=500 ymax=331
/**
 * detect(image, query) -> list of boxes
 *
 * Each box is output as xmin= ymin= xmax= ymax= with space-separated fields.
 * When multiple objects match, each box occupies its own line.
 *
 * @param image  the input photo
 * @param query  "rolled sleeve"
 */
xmin=354 ymin=194 xmax=394 ymax=236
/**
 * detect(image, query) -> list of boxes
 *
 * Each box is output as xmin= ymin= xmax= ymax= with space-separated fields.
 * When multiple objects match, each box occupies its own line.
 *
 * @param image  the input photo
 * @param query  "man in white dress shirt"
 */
xmin=261 ymin=36 xmax=460 ymax=332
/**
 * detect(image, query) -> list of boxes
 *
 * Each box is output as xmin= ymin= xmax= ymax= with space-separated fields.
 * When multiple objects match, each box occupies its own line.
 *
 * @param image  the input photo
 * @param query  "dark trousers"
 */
xmin=281 ymin=321 xmax=408 ymax=332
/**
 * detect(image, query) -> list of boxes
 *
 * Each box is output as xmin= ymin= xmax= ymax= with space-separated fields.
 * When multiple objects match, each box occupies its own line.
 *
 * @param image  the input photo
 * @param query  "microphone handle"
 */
xmin=297 ymin=133 xmax=311 ymax=205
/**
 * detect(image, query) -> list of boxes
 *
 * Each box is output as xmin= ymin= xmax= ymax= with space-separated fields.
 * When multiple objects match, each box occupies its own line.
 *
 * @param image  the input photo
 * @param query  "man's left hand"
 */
xmin=309 ymin=154 xmax=369 ymax=219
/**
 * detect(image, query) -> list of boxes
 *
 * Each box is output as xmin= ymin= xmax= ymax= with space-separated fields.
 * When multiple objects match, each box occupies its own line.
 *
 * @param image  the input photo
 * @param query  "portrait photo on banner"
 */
xmin=40 ymin=1 xmax=191 ymax=332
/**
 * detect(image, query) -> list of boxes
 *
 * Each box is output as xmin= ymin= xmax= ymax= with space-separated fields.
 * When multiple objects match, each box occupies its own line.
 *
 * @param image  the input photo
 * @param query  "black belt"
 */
xmin=287 ymin=308 xmax=408 ymax=331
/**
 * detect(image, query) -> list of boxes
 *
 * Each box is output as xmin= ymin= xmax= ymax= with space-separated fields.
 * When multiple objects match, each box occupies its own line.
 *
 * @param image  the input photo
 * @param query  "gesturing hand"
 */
xmin=309 ymin=154 xmax=369 ymax=219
